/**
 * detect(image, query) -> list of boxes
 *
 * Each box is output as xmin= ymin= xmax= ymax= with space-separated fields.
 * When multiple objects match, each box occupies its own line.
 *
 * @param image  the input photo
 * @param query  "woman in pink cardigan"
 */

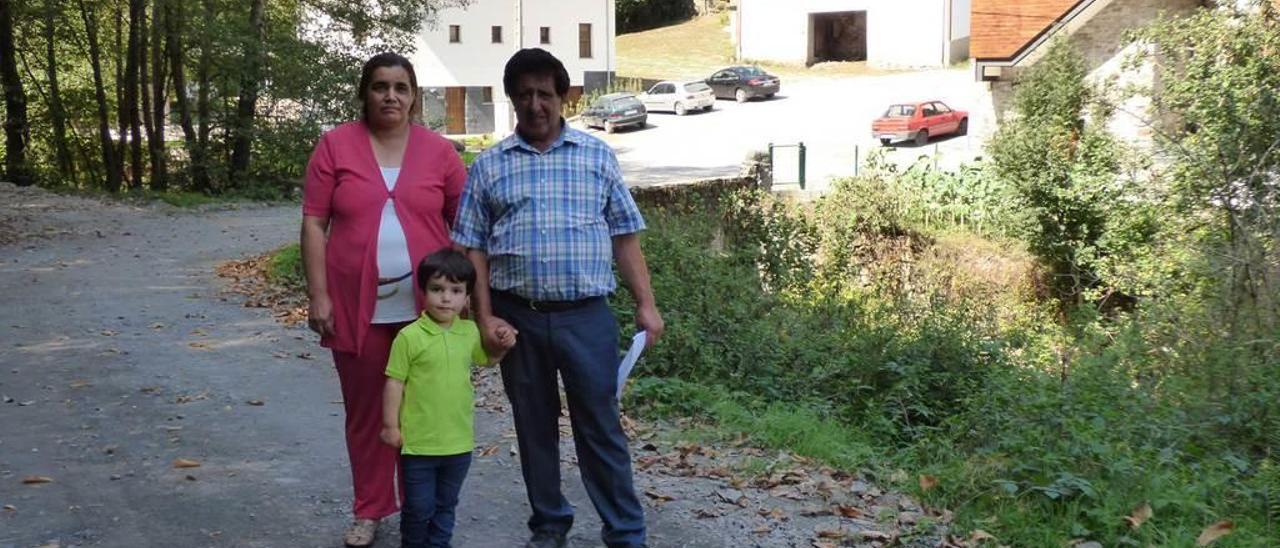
xmin=301 ymin=52 xmax=464 ymax=547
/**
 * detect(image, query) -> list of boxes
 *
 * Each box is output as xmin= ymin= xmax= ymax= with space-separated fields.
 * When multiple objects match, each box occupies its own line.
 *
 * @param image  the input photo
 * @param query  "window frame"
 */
xmin=578 ymin=23 xmax=593 ymax=58
xmin=448 ymin=25 xmax=461 ymax=43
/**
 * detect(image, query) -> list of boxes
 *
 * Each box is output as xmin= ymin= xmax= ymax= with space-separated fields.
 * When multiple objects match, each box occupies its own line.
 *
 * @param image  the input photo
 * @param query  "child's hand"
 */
xmin=494 ymin=324 xmax=518 ymax=349
xmin=380 ymin=426 xmax=403 ymax=448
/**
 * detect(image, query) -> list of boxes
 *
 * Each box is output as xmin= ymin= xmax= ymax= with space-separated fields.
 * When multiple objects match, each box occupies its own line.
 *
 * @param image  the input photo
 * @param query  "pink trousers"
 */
xmin=332 ymin=322 xmax=408 ymax=520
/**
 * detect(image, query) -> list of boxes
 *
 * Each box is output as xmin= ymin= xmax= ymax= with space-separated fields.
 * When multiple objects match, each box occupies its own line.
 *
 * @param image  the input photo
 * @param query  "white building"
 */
xmin=734 ymin=0 xmax=971 ymax=69
xmin=410 ymin=0 xmax=617 ymax=135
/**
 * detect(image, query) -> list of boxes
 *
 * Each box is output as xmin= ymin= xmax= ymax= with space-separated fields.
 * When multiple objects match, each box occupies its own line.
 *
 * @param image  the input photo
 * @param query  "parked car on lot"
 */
xmin=579 ymin=93 xmax=647 ymax=133
xmin=705 ymin=66 xmax=780 ymax=103
xmin=871 ymin=100 xmax=968 ymax=146
xmin=638 ymin=80 xmax=715 ymax=115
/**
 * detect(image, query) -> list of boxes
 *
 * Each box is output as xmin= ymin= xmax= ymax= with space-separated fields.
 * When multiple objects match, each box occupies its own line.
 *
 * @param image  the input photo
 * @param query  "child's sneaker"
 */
xmin=343 ymin=518 xmax=378 ymax=547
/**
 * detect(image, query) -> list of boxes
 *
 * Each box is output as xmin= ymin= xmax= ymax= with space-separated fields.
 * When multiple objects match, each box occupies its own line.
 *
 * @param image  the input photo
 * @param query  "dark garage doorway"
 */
xmin=809 ymin=11 xmax=867 ymax=65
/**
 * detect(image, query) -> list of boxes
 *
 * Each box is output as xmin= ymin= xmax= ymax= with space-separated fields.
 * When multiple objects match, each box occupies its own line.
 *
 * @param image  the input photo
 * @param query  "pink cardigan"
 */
xmin=302 ymin=121 xmax=465 ymax=355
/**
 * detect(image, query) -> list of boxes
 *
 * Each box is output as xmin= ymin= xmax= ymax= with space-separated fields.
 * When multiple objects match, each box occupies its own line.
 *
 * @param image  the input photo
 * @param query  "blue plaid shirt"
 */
xmin=451 ymin=125 xmax=646 ymax=301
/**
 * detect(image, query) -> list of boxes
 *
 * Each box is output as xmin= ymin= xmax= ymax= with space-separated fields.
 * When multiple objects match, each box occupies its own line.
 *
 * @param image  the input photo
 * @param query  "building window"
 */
xmin=482 ymin=87 xmax=493 ymax=103
xmin=540 ymin=27 xmax=551 ymax=44
xmin=491 ymin=26 xmax=502 ymax=43
xmin=578 ymin=23 xmax=592 ymax=58
xmin=449 ymin=25 xmax=461 ymax=43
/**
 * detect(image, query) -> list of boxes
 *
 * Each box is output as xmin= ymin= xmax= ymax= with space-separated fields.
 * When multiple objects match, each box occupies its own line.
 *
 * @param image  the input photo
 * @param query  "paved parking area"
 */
xmin=582 ymin=68 xmax=988 ymax=191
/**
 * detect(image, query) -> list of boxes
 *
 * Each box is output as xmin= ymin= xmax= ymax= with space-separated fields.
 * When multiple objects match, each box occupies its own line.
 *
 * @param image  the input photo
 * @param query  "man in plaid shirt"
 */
xmin=451 ymin=48 xmax=665 ymax=548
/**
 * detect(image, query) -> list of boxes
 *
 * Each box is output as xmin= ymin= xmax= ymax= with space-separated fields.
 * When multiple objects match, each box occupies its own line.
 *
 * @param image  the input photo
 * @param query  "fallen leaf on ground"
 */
xmin=477 ymin=445 xmax=499 ymax=457
xmin=859 ymin=530 xmax=893 ymax=541
xmin=968 ymin=529 xmax=996 ymax=544
xmin=1124 ymin=501 xmax=1152 ymax=529
xmin=185 ymin=474 xmax=198 ymax=481
xmin=644 ymin=490 xmax=674 ymax=502
xmin=752 ymin=525 xmax=772 ymax=535
xmin=693 ymin=508 xmax=723 ymax=519
xmin=1196 ymin=520 xmax=1234 ymax=546
xmin=811 ymin=542 xmax=838 ymax=548
xmin=188 ymin=341 xmax=211 ymax=350
xmin=22 ymin=476 xmax=54 ymax=484
xmin=3 ymin=504 xmax=15 ymax=511
xmin=70 ymin=380 xmax=92 ymax=389
xmin=100 ymin=330 xmax=118 ymax=336
xmin=245 ymin=399 xmax=264 ymax=406
xmin=815 ymin=528 xmax=848 ymax=539
xmin=835 ymin=504 xmax=864 ymax=518
xmin=175 ymin=391 xmax=209 ymax=404
xmin=919 ymin=474 xmax=939 ymax=491
xmin=173 ymin=458 xmax=202 ymax=469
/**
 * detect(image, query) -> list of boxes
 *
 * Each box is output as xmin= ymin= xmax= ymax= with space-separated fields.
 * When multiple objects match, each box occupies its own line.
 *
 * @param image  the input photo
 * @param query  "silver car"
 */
xmin=638 ymin=80 xmax=715 ymax=116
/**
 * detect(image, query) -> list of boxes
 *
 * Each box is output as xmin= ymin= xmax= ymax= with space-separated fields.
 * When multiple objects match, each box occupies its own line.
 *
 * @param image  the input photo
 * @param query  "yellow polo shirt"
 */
xmin=385 ymin=314 xmax=489 ymax=456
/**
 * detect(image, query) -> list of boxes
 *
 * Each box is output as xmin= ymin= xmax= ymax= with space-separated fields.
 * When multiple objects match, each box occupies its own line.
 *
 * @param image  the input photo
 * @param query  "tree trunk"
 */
xmin=146 ymin=0 xmax=167 ymax=191
xmin=45 ymin=0 xmax=74 ymax=181
xmin=124 ymin=0 xmax=144 ymax=188
xmin=0 ymin=0 xmax=32 ymax=186
xmin=194 ymin=0 xmax=212 ymax=191
xmin=114 ymin=0 xmax=126 ymax=185
xmin=165 ymin=0 xmax=206 ymax=192
xmin=80 ymin=0 xmax=123 ymax=192
xmin=228 ymin=0 xmax=264 ymax=184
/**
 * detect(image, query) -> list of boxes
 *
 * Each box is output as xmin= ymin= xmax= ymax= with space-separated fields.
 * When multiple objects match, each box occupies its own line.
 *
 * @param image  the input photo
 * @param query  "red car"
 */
xmin=871 ymin=101 xmax=968 ymax=146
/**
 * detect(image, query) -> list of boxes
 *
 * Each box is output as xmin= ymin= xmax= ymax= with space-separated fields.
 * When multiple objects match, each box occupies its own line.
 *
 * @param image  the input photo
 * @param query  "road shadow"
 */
xmin=881 ymin=131 xmax=966 ymax=149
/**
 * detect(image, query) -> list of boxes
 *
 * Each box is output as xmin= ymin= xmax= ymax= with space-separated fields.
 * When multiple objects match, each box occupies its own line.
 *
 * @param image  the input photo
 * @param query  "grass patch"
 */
xmin=267 ymin=243 xmax=305 ymax=289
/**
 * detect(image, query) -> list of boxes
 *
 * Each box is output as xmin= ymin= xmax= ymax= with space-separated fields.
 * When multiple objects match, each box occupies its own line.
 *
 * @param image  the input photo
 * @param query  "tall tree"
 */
xmin=0 ymin=0 xmax=32 ymax=186
xmin=165 ymin=0 xmax=207 ymax=192
xmin=228 ymin=0 xmax=264 ymax=183
xmin=79 ymin=0 xmax=122 ymax=192
xmin=44 ymin=0 xmax=74 ymax=180
xmin=123 ymin=0 xmax=144 ymax=187
xmin=194 ymin=0 xmax=212 ymax=190
xmin=145 ymin=0 xmax=166 ymax=190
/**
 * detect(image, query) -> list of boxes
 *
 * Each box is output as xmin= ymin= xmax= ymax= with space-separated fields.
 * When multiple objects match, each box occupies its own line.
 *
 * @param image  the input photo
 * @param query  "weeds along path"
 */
xmin=0 ymin=183 xmax=932 ymax=547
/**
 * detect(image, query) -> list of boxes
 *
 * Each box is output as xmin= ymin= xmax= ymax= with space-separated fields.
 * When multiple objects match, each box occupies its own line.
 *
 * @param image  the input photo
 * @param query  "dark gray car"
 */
xmin=705 ymin=66 xmax=780 ymax=103
xmin=580 ymin=93 xmax=648 ymax=133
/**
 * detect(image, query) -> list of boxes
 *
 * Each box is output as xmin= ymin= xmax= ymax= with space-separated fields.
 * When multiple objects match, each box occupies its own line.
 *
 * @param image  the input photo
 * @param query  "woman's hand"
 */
xmin=379 ymin=426 xmax=403 ymax=448
xmin=308 ymin=294 xmax=336 ymax=338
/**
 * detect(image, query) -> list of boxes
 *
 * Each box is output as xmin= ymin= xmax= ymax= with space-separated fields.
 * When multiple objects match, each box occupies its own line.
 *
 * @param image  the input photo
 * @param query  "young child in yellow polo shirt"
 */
xmin=380 ymin=248 xmax=516 ymax=548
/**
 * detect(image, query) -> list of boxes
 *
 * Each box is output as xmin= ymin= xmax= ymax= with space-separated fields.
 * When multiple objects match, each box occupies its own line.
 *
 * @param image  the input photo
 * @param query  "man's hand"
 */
xmin=379 ymin=426 xmax=403 ymax=448
xmin=635 ymin=303 xmax=664 ymax=349
xmin=493 ymin=323 xmax=518 ymax=350
xmin=482 ymin=316 xmax=517 ymax=351
xmin=307 ymin=294 xmax=336 ymax=338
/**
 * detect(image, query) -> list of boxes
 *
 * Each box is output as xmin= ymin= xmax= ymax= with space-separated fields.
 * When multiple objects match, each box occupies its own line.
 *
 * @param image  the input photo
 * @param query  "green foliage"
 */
xmin=268 ymin=243 xmax=305 ymax=290
xmin=988 ymin=39 xmax=1123 ymax=307
xmin=616 ymin=0 xmax=696 ymax=34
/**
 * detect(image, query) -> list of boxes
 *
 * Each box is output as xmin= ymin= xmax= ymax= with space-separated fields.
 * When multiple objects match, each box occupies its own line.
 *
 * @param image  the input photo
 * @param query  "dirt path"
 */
xmin=0 ymin=183 xmax=930 ymax=548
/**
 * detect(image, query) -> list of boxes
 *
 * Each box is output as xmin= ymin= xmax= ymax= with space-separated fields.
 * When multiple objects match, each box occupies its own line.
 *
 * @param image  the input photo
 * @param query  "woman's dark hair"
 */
xmin=503 ymin=48 xmax=570 ymax=99
xmin=358 ymin=52 xmax=422 ymax=122
xmin=417 ymin=248 xmax=476 ymax=294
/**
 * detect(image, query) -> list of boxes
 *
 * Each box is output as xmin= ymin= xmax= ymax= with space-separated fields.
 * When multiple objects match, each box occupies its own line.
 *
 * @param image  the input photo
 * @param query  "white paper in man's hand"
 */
xmin=616 ymin=331 xmax=647 ymax=400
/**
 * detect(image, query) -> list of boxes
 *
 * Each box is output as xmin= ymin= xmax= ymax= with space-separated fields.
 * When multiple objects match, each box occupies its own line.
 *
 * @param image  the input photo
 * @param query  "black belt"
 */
xmin=495 ymin=290 xmax=600 ymax=312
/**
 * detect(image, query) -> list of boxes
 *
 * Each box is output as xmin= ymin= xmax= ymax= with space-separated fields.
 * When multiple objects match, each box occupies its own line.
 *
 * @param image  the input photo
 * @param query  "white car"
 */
xmin=638 ymin=80 xmax=715 ymax=116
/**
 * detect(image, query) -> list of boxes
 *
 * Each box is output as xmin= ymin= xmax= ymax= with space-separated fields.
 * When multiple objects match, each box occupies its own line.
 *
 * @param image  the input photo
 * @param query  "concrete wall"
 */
xmin=409 ymin=0 xmax=616 ymax=134
xmin=738 ymin=0 xmax=964 ymax=69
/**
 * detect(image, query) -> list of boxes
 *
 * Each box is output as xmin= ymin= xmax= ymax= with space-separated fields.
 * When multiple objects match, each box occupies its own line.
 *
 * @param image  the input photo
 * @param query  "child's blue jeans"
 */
xmin=400 ymin=452 xmax=472 ymax=548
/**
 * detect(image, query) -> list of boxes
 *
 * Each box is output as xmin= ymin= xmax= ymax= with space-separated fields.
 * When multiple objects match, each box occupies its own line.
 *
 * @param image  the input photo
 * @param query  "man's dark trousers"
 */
xmin=493 ymin=292 xmax=646 ymax=548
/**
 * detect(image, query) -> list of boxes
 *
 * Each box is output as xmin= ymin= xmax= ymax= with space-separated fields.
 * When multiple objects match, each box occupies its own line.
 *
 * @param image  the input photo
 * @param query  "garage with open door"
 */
xmin=808 ymin=11 xmax=867 ymax=65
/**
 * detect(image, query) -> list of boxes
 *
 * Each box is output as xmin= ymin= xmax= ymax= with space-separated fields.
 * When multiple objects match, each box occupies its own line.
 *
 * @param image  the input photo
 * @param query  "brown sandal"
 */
xmin=343 ymin=518 xmax=379 ymax=547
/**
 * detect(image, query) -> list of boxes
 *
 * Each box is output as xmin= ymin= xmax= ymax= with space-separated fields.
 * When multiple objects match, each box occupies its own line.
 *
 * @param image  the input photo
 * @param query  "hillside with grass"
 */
xmin=616 ymin=15 xmax=893 ymax=81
